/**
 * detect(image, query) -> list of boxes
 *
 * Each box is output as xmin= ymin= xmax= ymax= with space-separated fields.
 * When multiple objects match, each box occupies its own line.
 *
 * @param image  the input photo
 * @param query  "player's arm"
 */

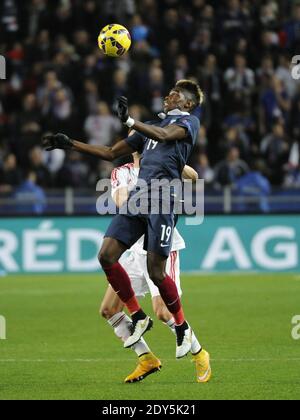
xmin=133 ymin=121 xmax=186 ymax=143
xmin=117 ymin=97 xmax=187 ymax=142
xmin=112 ymin=187 xmax=129 ymax=208
xmin=111 ymin=165 xmax=131 ymax=208
xmin=182 ymin=165 xmax=198 ymax=181
xmin=72 ymin=139 xmax=133 ymax=161
xmin=42 ymin=133 xmax=134 ymax=161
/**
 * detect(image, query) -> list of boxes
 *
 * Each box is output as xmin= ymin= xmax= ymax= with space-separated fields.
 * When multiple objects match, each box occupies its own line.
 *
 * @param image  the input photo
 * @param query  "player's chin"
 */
xmin=164 ymin=104 xmax=175 ymax=113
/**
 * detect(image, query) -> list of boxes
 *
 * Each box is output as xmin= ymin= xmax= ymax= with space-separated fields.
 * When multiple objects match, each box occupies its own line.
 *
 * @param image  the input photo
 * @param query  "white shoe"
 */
xmin=175 ymin=325 xmax=192 ymax=359
xmin=124 ymin=316 xmax=153 ymax=348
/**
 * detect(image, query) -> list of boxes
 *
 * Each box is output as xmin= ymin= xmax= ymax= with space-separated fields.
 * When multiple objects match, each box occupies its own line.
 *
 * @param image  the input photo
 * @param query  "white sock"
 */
xmin=107 ymin=312 xmax=151 ymax=357
xmin=166 ymin=317 xmax=202 ymax=354
xmin=191 ymin=332 xmax=202 ymax=354
xmin=166 ymin=317 xmax=176 ymax=334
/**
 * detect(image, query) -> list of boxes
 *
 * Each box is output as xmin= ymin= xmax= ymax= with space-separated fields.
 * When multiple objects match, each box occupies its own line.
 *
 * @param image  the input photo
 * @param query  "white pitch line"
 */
xmin=1 ymin=358 xmax=300 ymax=363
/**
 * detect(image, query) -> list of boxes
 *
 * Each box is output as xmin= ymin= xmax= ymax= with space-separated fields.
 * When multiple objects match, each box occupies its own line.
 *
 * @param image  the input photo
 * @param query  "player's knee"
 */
xmin=98 ymin=249 xmax=117 ymax=268
xmin=148 ymin=267 xmax=165 ymax=286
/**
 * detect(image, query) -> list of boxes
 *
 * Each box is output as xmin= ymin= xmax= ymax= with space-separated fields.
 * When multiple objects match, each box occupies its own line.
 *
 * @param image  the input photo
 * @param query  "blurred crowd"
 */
xmin=1 ymin=0 xmax=300 ymax=202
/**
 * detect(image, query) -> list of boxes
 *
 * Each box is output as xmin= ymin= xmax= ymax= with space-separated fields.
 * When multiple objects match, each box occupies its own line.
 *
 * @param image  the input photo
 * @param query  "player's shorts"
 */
xmin=120 ymin=250 xmax=182 ymax=298
xmin=105 ymin=212 xmax=178 ymax=258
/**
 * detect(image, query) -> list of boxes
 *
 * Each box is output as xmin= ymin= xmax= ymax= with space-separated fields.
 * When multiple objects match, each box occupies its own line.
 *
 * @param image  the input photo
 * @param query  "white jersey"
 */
xmin=111 ymin=163 xmax=186 ymax=255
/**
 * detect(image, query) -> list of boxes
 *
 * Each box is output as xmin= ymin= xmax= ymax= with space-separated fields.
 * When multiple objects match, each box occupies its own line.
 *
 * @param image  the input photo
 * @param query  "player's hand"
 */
xmin=42 ymin=133 xmax=74 ymax=151
xmin=117 ymin=96 xmax=129 ymax=123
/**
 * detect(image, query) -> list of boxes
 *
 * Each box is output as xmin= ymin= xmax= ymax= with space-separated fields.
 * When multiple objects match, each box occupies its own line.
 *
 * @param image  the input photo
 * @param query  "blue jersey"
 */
xmin=124 ymin=114 xmax=200 ymax=184
xmin=106 ymin=113 xmax=200 ymax=257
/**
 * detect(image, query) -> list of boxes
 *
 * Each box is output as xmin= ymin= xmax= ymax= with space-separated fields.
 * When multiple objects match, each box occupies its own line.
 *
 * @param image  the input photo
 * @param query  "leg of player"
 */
xmin=164 ymin=252 xmax=203 ymax=355
xmin=152 ymin=295 xmax=176 ymax=328
xmin=146 ymin=251 xmax=192 ymax=358
xmin=148 ymin=253 xmax=211 ymax=381
xmin=151 ymin=295 xmax=210 ymax=382
xmin=100 ymin=285 xmax=161 ymax=383
xmin=147 ymin=252 xmax=211 ymax=376
xmin=99 ymin=237 xmax=153 ymax=348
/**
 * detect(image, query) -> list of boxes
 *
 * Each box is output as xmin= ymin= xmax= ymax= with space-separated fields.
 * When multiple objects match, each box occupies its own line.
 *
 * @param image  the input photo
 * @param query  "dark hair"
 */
xmin=175 ymin=79 xmax=204 ymax=109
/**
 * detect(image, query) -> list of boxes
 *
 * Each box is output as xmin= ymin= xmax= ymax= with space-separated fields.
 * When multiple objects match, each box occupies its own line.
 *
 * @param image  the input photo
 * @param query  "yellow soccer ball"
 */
xmin=98 ymin=24 xmax=131 ymax=57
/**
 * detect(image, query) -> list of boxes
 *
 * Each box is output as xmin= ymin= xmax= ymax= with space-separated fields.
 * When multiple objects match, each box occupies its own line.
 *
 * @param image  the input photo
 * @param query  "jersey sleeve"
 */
xmin=111 ymin=167 xmax=130 ymax=198
xmin=175 ymin=115 xmax=200 ymax=145
xmin=124 ymin=131 xmax=145 ymax=154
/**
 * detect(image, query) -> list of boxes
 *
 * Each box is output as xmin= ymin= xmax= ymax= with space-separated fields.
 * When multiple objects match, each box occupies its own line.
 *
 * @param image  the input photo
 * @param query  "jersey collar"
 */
xmin=158 ymin=109 xmax=190 ymax=120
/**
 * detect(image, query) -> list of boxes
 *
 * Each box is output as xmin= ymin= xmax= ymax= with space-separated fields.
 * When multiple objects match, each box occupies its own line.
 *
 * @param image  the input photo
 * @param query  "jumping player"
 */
xmin=100 ymin=151 xmax=203 ymax=383
xmin=43 ymin=79 xmax=211 ymax=383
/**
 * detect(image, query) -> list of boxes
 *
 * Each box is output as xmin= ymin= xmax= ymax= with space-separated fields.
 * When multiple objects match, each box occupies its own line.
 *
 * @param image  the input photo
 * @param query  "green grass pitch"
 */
xmin=0 ymin=273 xmax=300 ymax=400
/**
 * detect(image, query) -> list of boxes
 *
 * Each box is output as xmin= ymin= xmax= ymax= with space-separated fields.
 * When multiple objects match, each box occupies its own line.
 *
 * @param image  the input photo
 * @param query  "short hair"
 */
xmin=175 ymin=79 xmax=205 ymax=108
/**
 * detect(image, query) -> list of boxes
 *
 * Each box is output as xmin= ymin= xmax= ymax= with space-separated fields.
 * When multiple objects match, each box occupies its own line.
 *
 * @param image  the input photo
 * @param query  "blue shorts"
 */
xmin=105 ymin=212 xmax=178 ymax=258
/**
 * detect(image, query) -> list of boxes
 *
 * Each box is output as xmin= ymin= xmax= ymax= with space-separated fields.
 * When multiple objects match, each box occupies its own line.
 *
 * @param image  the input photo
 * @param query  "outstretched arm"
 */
xmin=132 ymin=120 xmax=187 ymax=143
xmin=118 ymin=97 xmax=187 ymax=143
xmin=42 ymin=133 xmax=134 ymax=161
xmin=72 ymin=139 xmax=134 ymax=161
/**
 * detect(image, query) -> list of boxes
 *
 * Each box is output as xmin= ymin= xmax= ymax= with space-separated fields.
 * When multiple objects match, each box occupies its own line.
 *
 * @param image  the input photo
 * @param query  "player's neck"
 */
xmin=159 ymin=108 xmax=190 ymax=119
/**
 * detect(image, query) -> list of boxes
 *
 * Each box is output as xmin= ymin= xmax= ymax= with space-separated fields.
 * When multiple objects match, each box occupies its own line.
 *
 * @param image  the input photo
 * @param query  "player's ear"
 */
xmin=185 ymin=100 xmax=194 ymax=112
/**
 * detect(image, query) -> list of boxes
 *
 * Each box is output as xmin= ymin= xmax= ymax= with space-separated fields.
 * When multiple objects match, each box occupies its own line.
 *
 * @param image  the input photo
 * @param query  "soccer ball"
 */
xmin=98 ymin=24 xmax=131 ymax=57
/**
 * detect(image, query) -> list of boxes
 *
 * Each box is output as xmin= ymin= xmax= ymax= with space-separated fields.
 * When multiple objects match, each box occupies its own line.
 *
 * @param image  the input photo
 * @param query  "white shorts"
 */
xmin=120 ymin=251 xmax=182 ymax=299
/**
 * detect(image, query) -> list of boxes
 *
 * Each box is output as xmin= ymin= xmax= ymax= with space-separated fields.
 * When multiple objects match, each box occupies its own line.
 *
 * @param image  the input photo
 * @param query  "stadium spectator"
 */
xmin=0 ymin=0 xmax=300 ymax=199
xmin=224 ymin=54 xmax=255 ymax=113
xmin=282 ymin=3 xmax=300 ymax=50
xmin=84 ymin=101 xmax=121 ymax=146
xmin=131 ymin=14 xmax=150 ymax=42
xmin=276 ymin=54 xmax=300 ymax=99
xmin=14 ymin=93 xmax=42 ymax=165
xmin=57 ymin=151 xmax=90 ymax=188
xmin=284 ymin=137 xmax=300 ymax=187
xmin=236 ymin=160 xmax=271 ymax=213
xmin=29 ymin=146 xmax=52 ymax=188
xmin=196 ymin=125 xmax=208 ymax=149
xmin=37 ymin=71 xmax=69 ymax=115
xmin=111 ymin=69 xmax=129 ymax=107
xmin=214 ymin=147 xmax=249 ymax=187
xmin=218 ymin=0 xmax=252 ymax=49
xmin=78 ymin=79 xmax=100 ymax=121
xmin=218 ymin=127 xmax=250 ymax=162
xmin=259 ymin=76 xmax=291 ymax=134
xmin=190 ymin=28 xmax=214 ymax=67
xmin=90 ymin=161 xmax=115 ymax=185
xmin=161 ymin=9 xmax=182 ymax=47
xmin=14 ymin=171 xmax=46 ymax=215
xmin=290 ymin=92 xmax=300 ymax=138
xmin=198 ymin=54 xmax=222 ymax=121
xmin=194 ymin=152 xmax=214 ymax=184
xmin=102 ymin=0 xmax=136 ymax=22
xmin=259 ymin=0 xmax=278 ymax=31
xmin=146 ymin=64 xmax=165 ymax=113
xmin=260 ymin=122 xmax=290 ymax=185
xmin=259 ymin=29 xmax=280 ymax=59
xmin=256 ymin=55 xmax=275 ymax=87
xmin=76 ymin=1 xmax=101 ymax=39
xmin=0 ymin=153 xmax=21 ymax=193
